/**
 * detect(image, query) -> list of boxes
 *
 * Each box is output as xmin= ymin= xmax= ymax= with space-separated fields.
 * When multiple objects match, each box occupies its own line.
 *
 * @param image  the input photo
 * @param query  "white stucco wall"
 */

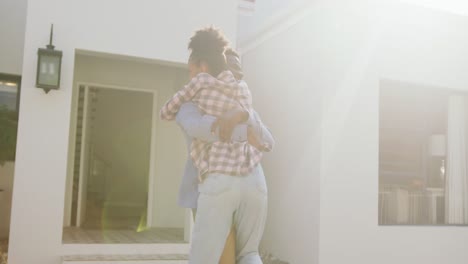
xmin=0 ymin=0 xmax=27 ymax=75
xmin=399 ymin=0 xmax=468 ymax=17
xmin=241 ymin=0 xmax=468 ymax=263
xmin=241 ymin=10 xmax=322 ymax=264
xmin=320 ymin=2 xmax=468 ymax=264
xmin=237 ymin=0 xmax=309 ymax=45
xmin=9 ymin=1 xmax=238 ymax=263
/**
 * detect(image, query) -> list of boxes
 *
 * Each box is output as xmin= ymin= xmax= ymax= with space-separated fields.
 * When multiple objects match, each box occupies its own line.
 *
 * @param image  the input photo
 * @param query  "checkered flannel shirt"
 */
xmin=160 ymin=70 xmax=263 ymax=177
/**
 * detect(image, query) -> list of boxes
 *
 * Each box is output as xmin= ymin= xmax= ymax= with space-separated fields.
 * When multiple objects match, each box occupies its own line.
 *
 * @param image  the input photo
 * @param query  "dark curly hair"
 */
xmin=188 ymin=26 xmax=229 ymax=76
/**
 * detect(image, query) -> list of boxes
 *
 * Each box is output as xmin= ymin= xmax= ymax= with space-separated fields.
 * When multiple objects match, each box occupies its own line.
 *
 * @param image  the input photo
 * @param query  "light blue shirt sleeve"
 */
xmin=246 ymin=109 xmax=275 ymax=152
xmin=176 ymin=102 xmax=248 ymax=142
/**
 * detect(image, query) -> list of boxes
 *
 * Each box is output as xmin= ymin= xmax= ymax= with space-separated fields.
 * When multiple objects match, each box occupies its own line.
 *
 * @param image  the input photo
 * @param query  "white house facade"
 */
xmin=1 ymin=0 xmax=468 ymax=264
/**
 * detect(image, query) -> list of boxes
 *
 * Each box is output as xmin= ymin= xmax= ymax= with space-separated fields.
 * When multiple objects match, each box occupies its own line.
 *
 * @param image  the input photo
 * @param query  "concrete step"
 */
xmin=62 ymin=254 xmax=188 ymax=264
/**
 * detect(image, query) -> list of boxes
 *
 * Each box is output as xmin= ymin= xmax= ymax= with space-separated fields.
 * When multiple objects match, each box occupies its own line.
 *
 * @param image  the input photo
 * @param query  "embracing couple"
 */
xmin=160 ymin=26 xmax=274 ymax=264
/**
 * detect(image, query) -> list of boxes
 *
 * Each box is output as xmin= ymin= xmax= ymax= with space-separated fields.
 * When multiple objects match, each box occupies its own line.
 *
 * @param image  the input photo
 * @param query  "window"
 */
xmin=0 ymin=73 xmax=21 ymax=113
xmin=0 ymin=73 xmax=21 ymax=164
xmin=379 ymin=80 xmax=468 ymax=225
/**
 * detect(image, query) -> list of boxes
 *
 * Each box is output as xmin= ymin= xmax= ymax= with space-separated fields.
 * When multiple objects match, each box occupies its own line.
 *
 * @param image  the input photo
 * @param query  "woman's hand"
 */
xmin=211 ymin=109 xmax=248 ymax=142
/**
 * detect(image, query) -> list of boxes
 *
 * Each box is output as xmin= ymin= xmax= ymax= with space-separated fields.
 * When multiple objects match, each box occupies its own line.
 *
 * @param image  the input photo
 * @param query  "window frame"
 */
xmin=0 ymin=73 xmax=22 ymax=114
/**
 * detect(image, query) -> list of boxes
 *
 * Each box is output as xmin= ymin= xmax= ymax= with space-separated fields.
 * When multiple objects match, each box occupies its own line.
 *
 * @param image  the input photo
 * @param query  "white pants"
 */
xmin=189 ymin=166 xmax=268 ymax=264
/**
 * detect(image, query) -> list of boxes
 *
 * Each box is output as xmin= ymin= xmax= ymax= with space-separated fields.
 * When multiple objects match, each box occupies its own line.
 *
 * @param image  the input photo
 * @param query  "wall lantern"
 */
xmin=36 ymin=24 xmax=62 ymax=93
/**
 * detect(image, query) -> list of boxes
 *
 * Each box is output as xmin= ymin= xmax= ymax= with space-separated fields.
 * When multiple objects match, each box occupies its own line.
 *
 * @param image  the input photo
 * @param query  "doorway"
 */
xmin=69 ymin=84 xmax=157 ymax=231
xmin=62 ymin=52 xmax=190 ymax=245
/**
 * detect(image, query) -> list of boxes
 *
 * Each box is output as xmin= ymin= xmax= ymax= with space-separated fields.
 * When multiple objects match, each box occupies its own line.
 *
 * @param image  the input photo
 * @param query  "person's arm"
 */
xmin=176 ymin=102 xmax=248 ymax=142
xmin=246 ymin=110 xmax=275 ymax=152
xmin=234 ymin=80 xmax=274 ymax=152
xmin=210 ymin=107 xmax=275 ymax=152
xmin=160 ymin=73 xmax=212 ymax=121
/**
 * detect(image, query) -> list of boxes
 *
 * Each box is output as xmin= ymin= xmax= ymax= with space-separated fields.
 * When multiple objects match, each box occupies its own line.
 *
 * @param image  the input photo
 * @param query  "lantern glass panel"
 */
xmin=38 ymin=54 xmax=60 ymax=86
